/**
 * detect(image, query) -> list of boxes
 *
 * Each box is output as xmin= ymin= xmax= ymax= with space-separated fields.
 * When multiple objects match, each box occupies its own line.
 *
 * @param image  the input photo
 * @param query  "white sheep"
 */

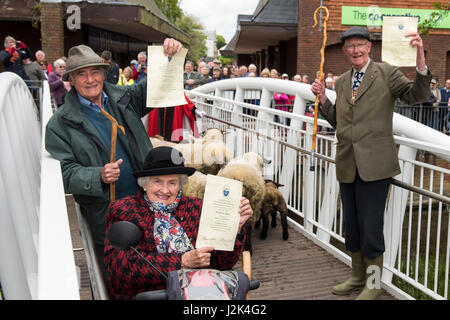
xmin=181 ymin=171 xmax=207 ymax=199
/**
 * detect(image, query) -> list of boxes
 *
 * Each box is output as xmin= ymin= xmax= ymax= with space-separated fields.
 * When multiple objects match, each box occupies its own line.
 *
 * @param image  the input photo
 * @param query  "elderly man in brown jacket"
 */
xmin=311 ymin=26 xmax=431 ymax=300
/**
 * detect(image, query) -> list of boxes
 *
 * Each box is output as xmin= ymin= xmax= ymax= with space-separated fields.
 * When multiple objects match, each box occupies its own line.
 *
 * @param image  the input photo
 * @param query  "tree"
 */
xmin=175 ymin=14 xmax=207 ymax=63
xmin=418 ymin=1 xmax=450 ymax=35
xmin=154 ymin=0 xmax=207 ymax=63
xmin=216 ymin=34 xmax=226 ymax=51
xmin=154 ymin=0 xmax=182 ymax=23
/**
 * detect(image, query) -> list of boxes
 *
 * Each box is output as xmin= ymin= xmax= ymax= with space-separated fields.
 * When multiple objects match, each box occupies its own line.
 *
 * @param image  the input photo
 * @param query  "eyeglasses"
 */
xmin=344 ymin=42 xmax=368 ymax=52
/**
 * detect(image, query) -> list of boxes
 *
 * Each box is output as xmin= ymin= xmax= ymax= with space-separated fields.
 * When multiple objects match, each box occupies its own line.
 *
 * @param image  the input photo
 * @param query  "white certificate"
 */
xmin=146 ymin=46 xmax=188 ymax=108
xmin=196 ymin=175 xmax=243 ymax=251
xmin=382 ymin=16 xmax=418 ymax=67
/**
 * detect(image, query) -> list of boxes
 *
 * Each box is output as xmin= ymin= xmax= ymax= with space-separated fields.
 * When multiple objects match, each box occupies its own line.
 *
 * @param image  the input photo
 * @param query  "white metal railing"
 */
xmin=0 ymin=72 xmax=79 ymax=299
xmin=189 ymin=77 xmax=450 ymax=300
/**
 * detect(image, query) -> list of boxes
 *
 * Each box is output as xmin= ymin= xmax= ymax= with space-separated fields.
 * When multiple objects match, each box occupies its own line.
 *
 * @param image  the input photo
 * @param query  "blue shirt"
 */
xmin=77 ymin=91 xmax=138 ymax=199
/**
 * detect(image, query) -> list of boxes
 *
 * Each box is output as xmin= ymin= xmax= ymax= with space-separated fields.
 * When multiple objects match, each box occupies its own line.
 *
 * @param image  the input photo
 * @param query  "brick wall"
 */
xmin=40 ymin=3 xmax=65 ymax=66
xmin=298 ymin=0 xmax=450 ymax=82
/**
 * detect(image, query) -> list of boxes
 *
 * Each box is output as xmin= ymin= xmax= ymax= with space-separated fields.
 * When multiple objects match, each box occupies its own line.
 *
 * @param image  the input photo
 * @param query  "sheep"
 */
xmin=256 ymin=180 xmax=289 ymax=241
xmin=149 ymin=130 xmax=234 ymax=175
xmin=181 ymin=171 xmax=207 ymax=199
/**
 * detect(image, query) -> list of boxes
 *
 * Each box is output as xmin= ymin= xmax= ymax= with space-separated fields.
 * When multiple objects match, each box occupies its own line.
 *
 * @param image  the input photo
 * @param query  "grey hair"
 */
xmin=137 ymin=51 xmax=147 ymax=59
xmin=4 ymin=36 xmax=15 ymax=47
xmin=137 ymin=174 xmax=189 ymax=190
xmin=54 ymin=59 xmax=66 ymax=68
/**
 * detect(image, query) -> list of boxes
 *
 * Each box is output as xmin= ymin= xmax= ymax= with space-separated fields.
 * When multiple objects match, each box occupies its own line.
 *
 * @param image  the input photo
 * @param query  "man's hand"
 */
xmin=163 ymin=38 xmax=183 ymax=57
xmin=405 ymin=32 xmax=426 ymax=71
xmin=101 ymin=159 xmax=123 ymax=184
xmin=181 ymin=246 xmax=214 ymax=268
xmin=238 ymin=197 xmax=253 ymax=233
xmin=311 ymin=78 xmax=328 ymax=106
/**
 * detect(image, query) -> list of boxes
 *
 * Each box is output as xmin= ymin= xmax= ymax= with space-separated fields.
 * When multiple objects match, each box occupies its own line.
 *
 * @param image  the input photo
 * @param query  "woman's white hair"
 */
xmin=4 ymin=36 xmax=15 ymax=47
xmin=54 ymin=58 xmax=66 ymax=68
xmin=137 ymin=174 xmax=189 ymax=190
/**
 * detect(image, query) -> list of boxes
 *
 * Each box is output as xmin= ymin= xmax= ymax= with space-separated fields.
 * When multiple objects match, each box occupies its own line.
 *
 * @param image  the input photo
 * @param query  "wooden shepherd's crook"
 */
xmin=99 ymin=108 xmax=126 ymax=202
xmin=310 ymin=6 xmax=329 ymax=171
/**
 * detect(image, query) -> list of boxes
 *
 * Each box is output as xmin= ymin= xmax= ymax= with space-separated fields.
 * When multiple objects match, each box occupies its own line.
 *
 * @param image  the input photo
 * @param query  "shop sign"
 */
xmin=341 ymin=6 xmax=450 ymax=29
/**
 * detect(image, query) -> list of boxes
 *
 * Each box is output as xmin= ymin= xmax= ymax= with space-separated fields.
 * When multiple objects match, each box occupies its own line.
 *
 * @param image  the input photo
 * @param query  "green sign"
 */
xmin=342 ymin=6 xmax=450 ymax=29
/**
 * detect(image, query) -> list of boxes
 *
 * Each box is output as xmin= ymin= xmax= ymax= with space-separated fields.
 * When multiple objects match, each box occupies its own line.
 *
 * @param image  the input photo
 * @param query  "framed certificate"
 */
xmin=196 ymin=175 xmax=243 ymax=251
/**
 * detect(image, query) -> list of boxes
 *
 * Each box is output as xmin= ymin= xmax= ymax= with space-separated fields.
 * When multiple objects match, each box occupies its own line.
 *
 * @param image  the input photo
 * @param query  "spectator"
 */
xmin=302 ymin=75 xmax=310 ymax=84
xmin=293 ymin=74 xmax=302 ymax=82
xmin=239 ymin=65 xmax=248 ymax=78
xmin=47 ymin=58 xmax=70 ymax=107
xmin=441 ymin=79 xmax=450 ymax=133
xmin=332 ymin=75 xmax=339 ymax=87
xmin=210 ymin=58 xmax=221 ymax=76
xmin=248 ymin=64 xmax=257 ymax=77
xmin=260 ymin=68 xmax=270 ymax=78
xmin=221 ymin=66 xmax=231 ymax=79
xmin=0 ymin=35 xmax=31 ymax=81
xmin=281 ymin=73 xmax=289 ymax=80
xmin=23 ymin=57 xmax=45 ymax=82
xmin=131 ymin=51 xmax=147 ymax=83
xmin=209 ymin=66 xmax=222 ymax=82
xmin=270 ymin=69 xmax=278 ymax=79
xmin=423 ymin=79 xmax=441 ymax=130
xmin=325 ymin=77 xmax=334 ymax=90
xmin=35 ymin=50 xmax=48 ymax=79
xmin=101 ymin=50 xmax=120 ymax=84
xmin=184 ymin=60 xmax=204 ymax=89
xmin=230 ymin=65 xmax=239 ymax=78
xmin=200 ymin=64 xmax=212 ymax=82
xmin=117 ymin=66 xmax=135 ymax=86
xmin=440 ymin=79 xmax=450 ymax=105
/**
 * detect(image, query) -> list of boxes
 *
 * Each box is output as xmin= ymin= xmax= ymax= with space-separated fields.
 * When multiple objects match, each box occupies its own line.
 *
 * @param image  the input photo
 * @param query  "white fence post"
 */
xmin=383 ymin=144 xmax=418 ymax=284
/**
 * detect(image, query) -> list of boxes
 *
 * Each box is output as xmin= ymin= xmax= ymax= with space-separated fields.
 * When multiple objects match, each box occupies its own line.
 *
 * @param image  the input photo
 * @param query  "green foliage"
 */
xmin=216 ymin=34 xmax=226 ymax=51
xmin=154 ymin=0 xmax=182 ymax=23
xmin=154 ymin=0 xmax=207 ymax=63
xmin=418 ymin=2 xmax=450 ymax=35
xmin=175 ymin=14 xmax=207 ymax=63
xmin=393 ymin=253 xmax=450 ymax=300
xmin=219 ymin=56 xmax=235 ymax=66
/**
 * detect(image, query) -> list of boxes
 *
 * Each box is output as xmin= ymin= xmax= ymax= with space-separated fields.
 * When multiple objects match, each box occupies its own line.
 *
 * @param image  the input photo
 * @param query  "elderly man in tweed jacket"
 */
xmin=311 ymin=26 xmax=431 ymax=300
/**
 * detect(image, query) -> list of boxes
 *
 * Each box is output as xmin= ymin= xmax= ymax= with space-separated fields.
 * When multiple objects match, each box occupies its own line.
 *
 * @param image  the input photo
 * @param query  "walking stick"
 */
xmin=310 ymin=6 xmax=329 ymax=171
xmin=99 ymin=108 xmax=126 ymax=202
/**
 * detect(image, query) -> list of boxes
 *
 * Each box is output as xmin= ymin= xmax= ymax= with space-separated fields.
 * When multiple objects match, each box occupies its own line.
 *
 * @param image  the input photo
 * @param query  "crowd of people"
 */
xmin=5 ymin=33 xmax=446 ymax=134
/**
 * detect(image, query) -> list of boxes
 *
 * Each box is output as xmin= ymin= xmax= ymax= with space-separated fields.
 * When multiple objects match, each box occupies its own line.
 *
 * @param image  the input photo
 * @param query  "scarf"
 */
xmin=144 ymin=191 xmax=194 ymax=254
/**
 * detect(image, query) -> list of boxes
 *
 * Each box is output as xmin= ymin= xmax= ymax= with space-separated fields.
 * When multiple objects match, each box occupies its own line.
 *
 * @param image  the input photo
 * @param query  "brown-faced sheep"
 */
xmin=257 ymin=180 xmax=289 ymax=241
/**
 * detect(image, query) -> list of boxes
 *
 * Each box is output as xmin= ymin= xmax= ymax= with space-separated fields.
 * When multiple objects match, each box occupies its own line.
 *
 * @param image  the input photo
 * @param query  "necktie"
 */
xmin=352 ymin=71 xmax=364 ymax=91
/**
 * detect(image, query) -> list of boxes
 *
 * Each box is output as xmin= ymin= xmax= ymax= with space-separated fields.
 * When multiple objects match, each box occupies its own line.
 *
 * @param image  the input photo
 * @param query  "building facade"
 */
xmin=0 ymin=0 xmax=188 ymax=70
xmin=224 ymin=0 xmax=450 ymax=82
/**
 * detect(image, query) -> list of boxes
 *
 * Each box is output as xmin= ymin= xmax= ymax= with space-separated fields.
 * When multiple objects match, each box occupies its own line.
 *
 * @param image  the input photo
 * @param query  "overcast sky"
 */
xmin=179 ymin=0 xmax=260 ymax=43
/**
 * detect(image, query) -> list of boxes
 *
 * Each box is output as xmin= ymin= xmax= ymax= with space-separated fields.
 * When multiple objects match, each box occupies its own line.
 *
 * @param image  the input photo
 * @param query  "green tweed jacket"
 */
xmin=320 ymin=61 xmax=432 ymax=183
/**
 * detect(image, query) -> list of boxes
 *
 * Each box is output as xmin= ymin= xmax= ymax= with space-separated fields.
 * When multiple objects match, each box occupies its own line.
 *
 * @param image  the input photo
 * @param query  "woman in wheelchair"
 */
xmin=104 ymin=146 xmax=253 ymax=299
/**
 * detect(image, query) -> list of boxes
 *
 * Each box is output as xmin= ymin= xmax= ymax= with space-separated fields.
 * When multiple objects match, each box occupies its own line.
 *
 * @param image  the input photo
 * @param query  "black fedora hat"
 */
xmin=133 ymin=146 xmax=196 ymax=178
